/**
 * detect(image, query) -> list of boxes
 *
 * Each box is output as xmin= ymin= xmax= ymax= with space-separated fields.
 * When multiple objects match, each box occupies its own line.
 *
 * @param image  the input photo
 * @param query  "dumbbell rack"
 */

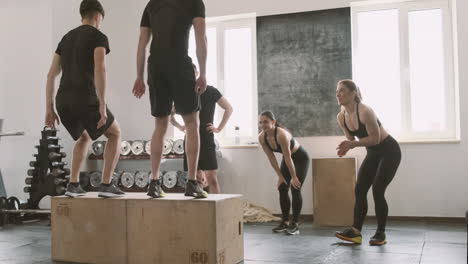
xmin=23 ymin=127 xmax=70 ymax=209
xmin=86 ymin=153 xmax=186 ymax=193
xmin=0 ymin=127 xmax=70 ymax=226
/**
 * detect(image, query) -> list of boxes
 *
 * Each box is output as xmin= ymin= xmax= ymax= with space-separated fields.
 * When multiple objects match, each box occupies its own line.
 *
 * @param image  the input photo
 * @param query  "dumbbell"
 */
xmin=131 ymin=140 xmax=145 ymax=155
xmin=23 ymin=186 xmax=36 ymax=193
xmin=120 ymin=141 xmax=132 ymax=156
xmin=177 ymin=171 xmax=188 ymax=188
xmin=134 ymin=171 xmax=150 ymax=188
xmin=49 ymin=152 xmax=66 ymax=161
xmin=51 ymin=161 xmax=67 ymax=168
xmin=163 ymin=139 xmax=174 ymax=155
xmin=172 ymin=139 xmax=185 ymax=155
xmin=91 ymin=141 xmax=106 ymax=156
xmin=49 ymin=168 xmax=71 ymax=177
xmin=163 ymin=171 xmax=178 ymax=189
xmin=46 ymin=136 xmax=60 ymax=144
xmin=120 ymin=171 xmax=135 ymax=188
xmin=24 ymin=177 xmax=35 ymax=185
xmin=144 ymin=140 xmax=151 ymax=155
xmin=54 ymin=177 xmax=69 ymax=186
xmin=89 ymin=171 xmax=102 ymax=188
xmin=47 ymin=144 xmax=63 ymax=150
xmin=27 ymin=169 xmax=39 ymax=177
xmin=29 ymin=161 xmax=38 ymax=167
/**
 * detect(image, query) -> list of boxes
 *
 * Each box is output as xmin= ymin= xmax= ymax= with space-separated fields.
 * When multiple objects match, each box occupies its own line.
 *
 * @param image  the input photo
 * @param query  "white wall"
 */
xmin=0 ymin=0 xmax=57 ymax=204
xmin=1 ymin=0 xmax=466 ymax=217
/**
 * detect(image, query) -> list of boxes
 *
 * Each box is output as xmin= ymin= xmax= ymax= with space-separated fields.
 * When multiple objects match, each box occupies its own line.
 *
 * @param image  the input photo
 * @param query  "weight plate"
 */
xmin=177 ymin=171 xmax=188 ymax=188
xmin=163 ymin=139 xmax=173 ymax=155
xmin=144 ymin=140 xmax=151 ymax=155
xmin=172 ymin=139 xmax=185 ymax=155
xmin=131 ymin=140 xmax=145 ymax=155
xmin=120 ymin=172 xmax=135 ymax=188
xmin=135 ymin=171 xmax=150 ymax=188
xmin=91 ymin=141 xmax=105 ymax=156
xmin=120 ymin=141 xmax=132 ymax=156
xmin=163 ymin=171 xmax=178 ymax=189
xmin=90 ymin=171 xmax=102 ymax=188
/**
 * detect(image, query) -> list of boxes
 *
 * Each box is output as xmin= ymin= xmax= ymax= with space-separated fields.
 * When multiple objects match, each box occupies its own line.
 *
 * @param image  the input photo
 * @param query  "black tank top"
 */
xmin=264 ymin=126 xmax=296 ymax=153
xmin=344 ymin=103 xmax=382 ymax=139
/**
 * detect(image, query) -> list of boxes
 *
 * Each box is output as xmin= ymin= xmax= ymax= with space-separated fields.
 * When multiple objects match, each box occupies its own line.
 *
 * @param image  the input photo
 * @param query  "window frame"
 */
xmin=174 ymin=13 xmax=258 ymax=144
xmin=351 ymin=0 xmax=459 ymax=143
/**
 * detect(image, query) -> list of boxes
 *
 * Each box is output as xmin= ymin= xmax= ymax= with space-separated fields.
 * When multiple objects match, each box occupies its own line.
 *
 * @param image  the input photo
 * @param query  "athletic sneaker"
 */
xmin=286 ymin=222 xmax=300 ymax=235
xmin=98 ymin=183 xmax=125 ymax=198
xmin=147 ymin=179 xmax=165 ymax=198
xmin=272 ymin=222 xmax=288 ymax=233
xmin=184 ymin=180 xmax=208 ymax=198
xmin=335 ymin=227 xmax=362 ymax=244
xmin=65 ymin=183 xmax=86 ymax=198
xmin=369 ymin=231 xmax=387 ymax=246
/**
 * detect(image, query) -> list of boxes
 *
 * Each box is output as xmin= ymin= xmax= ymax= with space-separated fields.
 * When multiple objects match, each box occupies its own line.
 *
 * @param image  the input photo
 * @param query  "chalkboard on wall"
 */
xmin=257 ymin=8 xmax=352 ymax=137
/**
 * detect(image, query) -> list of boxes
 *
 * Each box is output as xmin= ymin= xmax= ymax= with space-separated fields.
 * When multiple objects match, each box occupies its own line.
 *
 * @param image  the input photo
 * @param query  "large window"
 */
xmin=351 ymin=0 xmax=458 ymax=142
xmin=174 ymin=14 xmax=258 ymax=144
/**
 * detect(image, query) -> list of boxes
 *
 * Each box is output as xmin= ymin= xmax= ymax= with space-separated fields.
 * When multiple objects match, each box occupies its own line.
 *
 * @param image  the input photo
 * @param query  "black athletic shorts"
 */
xmin=148 ymin=59 xmax=200 ymax=117
xmin=56 ymin=99 xmax=115 ymax=141
xmin=183 ymin=133 xmax=218 ymax=171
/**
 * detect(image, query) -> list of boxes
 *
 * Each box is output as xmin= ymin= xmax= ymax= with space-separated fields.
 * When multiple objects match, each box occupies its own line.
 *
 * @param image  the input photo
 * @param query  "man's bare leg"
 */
xmin=147 ymin=116 xmax=169 ymax=198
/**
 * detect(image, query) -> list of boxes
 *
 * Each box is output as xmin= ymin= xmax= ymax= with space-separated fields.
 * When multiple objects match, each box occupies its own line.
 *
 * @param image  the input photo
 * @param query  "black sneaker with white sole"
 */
xmin=286 ymin=222 xmax=300 ymax=235
xmin=184 ymin=180 xmax=208 ymax=198
xmin=65 ymin=183 xmax=86 ymax=198
xmin=147 ymin=179 xmax=165 ymax=198
xmin=98 ymin=183 xmax=125 ymax=198
xmin=272 ymin=222 xmax=288 ymax=233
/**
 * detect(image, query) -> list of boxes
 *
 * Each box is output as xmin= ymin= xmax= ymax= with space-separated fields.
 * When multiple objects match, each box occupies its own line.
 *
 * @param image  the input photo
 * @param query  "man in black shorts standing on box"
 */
xmin=133 ymin=0 xmax=208 ymax=198
xmin=44 ymin=0 xmax=124 ymax=198
xmin=171 ymin=64 xmax=233 ymax=194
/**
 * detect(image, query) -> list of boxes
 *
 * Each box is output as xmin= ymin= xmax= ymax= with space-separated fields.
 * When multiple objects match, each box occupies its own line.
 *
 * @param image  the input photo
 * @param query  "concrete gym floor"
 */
xmin=0 ymin=219 xmax=466 ymax=264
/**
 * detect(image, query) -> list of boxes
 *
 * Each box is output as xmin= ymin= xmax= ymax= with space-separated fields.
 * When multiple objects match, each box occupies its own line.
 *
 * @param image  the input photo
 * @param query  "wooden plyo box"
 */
xmin=51 ymin=193 xmax=127 ymax=264
xmin=126 ymin=193 xmax=244 ymax=264
xmin=52 ymin=193 xmax=244 ymax=264
xmin=312 ymin=158 xmax=356 ymax=227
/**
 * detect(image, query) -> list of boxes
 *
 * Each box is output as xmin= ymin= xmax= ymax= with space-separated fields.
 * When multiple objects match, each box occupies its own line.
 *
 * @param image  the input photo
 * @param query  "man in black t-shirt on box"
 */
xmin=132 ymin=0 xmax=209 ymax=198
xmin=171 ymin=64 xmax=233 ymax=194
xmin=44 ymin=0 xmax=124 ymax=198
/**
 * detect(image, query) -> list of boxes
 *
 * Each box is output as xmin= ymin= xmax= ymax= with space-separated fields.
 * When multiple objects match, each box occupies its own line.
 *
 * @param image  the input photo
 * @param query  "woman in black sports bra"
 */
xmin=258 ymin=111 xmax=310 ymax=236
xmin=335 ymin=80 xmax=401 ymax=246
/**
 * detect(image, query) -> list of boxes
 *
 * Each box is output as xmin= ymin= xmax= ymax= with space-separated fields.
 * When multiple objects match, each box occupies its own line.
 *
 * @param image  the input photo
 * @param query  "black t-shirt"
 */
xmin=140 ymin=0 xmax=205 ymax=63
xmin=55 ymin=25 xmax=110 ymax=103
xmin=199 ymin=86 xmax=222 ymax=135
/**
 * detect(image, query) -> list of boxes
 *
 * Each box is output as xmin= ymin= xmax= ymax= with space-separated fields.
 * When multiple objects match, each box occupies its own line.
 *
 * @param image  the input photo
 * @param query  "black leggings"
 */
xmin=278 ymin=146 xmax=310 ymax=223
xmin=353 ymin=135 xmax=401 ymax=232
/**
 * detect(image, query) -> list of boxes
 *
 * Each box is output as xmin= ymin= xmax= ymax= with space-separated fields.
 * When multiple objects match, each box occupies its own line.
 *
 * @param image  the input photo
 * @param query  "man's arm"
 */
xmin=133 ymin=27 xmax=152 ymax=98
xmin=137 ymin=27 xmax=152 ymax=81
xmin=207 ymin=97 xmax=233 ymax=133
xmin=94 ymin=47 xmax=108 ymax=128
xmin=193 ymin=17 xmax=207 ymax=94
xmin=44 ymin=54 xmax=62 ymax=128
